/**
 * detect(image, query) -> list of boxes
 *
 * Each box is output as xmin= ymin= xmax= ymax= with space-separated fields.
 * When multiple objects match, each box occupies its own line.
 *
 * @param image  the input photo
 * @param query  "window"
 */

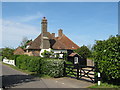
xmin=59 ymin=54 xmax=63 ymax=58
xmin=74 ymin=57 xmax=78 ymax=64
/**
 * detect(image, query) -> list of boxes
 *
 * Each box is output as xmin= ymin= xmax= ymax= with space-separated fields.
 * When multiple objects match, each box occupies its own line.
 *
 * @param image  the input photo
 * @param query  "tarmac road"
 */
xmin=1 ymin=62 xmax=94 ymax=88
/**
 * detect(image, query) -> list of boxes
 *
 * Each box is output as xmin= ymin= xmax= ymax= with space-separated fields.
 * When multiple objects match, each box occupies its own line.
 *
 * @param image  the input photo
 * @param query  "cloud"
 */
xmin=2 ymin=19 xmax=40 ymax=48
xmin=6 ymin=12 xmax=44 ymax=23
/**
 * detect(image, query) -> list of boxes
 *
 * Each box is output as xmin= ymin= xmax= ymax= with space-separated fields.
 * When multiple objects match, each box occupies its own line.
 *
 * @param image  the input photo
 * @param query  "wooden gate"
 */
xmin=64 ymin=63 xmax=96 ymax=83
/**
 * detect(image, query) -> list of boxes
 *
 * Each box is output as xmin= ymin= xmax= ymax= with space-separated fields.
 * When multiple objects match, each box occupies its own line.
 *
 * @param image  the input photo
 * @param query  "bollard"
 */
xmin=98 ymin=72 xmax=100 ymax=85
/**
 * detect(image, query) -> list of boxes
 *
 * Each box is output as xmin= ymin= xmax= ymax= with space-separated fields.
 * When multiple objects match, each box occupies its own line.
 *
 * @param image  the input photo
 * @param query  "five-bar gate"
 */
xmin=64 ymin=63 xmax=96 ymax=83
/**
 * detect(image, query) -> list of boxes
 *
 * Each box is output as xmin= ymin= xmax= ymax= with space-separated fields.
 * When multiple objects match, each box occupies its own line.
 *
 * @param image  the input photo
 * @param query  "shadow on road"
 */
xmin=2 ymin=74 xmax=39 ymax=88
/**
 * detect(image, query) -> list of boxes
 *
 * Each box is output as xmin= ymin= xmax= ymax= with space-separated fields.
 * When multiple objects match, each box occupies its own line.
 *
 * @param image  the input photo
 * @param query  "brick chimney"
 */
xmin=41 ymin=17 xmax=47 ymax=34
xmin=58 ymin=29 xmax=63 ymax=37
xmin=40 ymin=17 xmax=50 ymax=49
xmin=52 ymin=33 xmax=55 ymax=38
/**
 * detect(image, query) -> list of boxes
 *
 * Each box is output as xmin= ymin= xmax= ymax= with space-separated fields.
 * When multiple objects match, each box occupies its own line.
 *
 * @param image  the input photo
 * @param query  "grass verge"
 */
xmin=88 ymin=82 xmax=120 ymax=88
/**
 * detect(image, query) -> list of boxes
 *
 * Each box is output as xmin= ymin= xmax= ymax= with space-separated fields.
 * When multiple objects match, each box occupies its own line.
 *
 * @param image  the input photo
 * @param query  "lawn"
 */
xmin=88 ymin=82 xmax=120 ymax=88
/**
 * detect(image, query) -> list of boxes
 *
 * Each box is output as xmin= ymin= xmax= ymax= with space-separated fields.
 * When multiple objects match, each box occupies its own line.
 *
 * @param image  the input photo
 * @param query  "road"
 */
xmin=1 ymin=62 xmax=94 ymax=88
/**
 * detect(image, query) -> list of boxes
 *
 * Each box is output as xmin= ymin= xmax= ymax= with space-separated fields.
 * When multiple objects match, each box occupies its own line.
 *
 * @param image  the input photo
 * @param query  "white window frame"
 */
xmin=74 ymin=57 xmax=78 ymax=64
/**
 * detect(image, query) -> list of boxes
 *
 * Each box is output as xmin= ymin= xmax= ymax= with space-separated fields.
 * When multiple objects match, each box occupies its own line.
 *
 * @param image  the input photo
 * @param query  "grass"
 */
xmin=88 ymin=82 xmax=120 ymax=88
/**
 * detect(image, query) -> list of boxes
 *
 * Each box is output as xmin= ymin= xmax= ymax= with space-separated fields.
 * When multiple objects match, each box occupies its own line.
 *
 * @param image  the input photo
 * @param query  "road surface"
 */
xmin=1 ymin=62 xmax=94 ymax=88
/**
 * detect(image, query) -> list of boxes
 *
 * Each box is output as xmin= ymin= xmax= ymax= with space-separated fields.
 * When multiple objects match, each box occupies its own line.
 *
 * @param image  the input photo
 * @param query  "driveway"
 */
xmin=1 ymin=62 xmax=94 ymax=88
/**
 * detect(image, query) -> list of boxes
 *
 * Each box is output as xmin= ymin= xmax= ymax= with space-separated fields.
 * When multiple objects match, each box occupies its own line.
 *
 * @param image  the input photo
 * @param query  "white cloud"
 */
xmin=2 ymin=19 xmax=40 ymax=48
xmin=6 ymin=12 xmax=44 ymax=23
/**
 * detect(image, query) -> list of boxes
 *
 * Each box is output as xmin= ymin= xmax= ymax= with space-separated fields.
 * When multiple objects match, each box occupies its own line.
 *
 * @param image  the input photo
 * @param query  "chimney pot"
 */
xmin=58 ymin=29 xmax=63 ymax=37
xmin=52 ymin=33 xmax=55 ymax=38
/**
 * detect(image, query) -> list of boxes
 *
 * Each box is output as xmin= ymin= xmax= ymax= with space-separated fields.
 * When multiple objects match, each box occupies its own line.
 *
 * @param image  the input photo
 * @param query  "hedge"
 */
xmin=93 ymin=36 xmax=120 ymax=82
xmin=16 ymin=55 xmax=42 ymax=72
xmin=15 ymin=55 xmax=64 ymax=77
xmin=41 ymin=59 xmax=64 ymax=77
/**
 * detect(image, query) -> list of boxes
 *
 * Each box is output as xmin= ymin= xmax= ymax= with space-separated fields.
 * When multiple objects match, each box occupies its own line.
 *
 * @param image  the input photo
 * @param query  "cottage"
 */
xmin=14 ymin=17 xmax=80 ymax=58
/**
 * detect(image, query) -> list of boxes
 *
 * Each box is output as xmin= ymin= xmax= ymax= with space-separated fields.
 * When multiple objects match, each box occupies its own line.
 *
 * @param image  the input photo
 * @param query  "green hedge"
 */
xmin=15 ymin=55 xmax=64 ymax=77
xmin=41 ymin=59 xmax=64 ymax=77
xmin=93 ymin=36 xmax=120 ymax=82
xmin=16 ymin=55 xmax=42 ymax=72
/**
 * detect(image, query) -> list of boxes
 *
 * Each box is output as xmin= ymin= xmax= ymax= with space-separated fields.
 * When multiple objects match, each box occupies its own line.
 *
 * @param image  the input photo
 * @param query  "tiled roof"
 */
xmin=52 ymin=34 xmax=80 ymax=50
xmin=27 ymin=34 xmax=41 ymax=49
xmin=13 ymin=47 xmax=25 ymax=55
xmin=26 ymin=32 xmax=80 ymax=50
xmin=69 ymin=53 xmax=79 ymax=57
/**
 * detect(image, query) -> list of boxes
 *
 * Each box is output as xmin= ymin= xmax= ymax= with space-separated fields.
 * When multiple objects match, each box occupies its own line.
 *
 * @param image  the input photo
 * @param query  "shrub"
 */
xmin=41 ymin=59 xmax=64 ymax=77
xmin=16 ymin=55 xmax=42 ymax=72
xmin=41 ymin=50 xmax=54 ymax=58
xmin=92 ymin=36 xmax=120 ymax=82
xmin=15 ymin=55 xmax=64 ymax=77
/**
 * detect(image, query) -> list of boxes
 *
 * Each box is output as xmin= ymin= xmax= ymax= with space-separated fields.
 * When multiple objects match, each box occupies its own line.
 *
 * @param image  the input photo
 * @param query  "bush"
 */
xmin=15 ymin=55 xmax=64 ymax=77
xmin=41 ymin=59 xmax=64 ymax=77
xmin=92 ymin=36 xmax=120 ymax=82
xmin=16 ymin=55 xmax=42 ymax=72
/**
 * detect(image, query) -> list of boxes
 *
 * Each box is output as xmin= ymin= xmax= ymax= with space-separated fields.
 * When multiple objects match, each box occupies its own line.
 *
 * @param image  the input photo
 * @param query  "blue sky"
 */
xmin=2 ymin=2 xmax=118 ymax=48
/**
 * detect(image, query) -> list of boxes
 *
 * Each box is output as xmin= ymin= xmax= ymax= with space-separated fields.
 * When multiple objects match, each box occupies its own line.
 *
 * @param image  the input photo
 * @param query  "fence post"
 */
xmin=77 ymin=64 xmax=79 ymax=79
xmin=94 ymin=62 xmax=98 ymax=83
xmin=63 ymin=61 xmax=66 ymax=76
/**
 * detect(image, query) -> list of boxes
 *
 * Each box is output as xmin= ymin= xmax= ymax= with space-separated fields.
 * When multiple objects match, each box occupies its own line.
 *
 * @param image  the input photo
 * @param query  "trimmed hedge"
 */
xmin=93 ymin=36 xmax=120 ymax=82
xmin=16 ymin=55 xmax=42 ymax=72
xmin=15 ymin=55 xmax=64 ymax=77
xmin=41 ymin=59 xmax=64 ymax=77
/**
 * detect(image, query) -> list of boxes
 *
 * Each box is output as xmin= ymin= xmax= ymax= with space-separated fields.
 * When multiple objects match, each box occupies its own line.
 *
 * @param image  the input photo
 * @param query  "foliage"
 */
xmin=41 ymin=59 xmax=64 ymax=77
xmin=75 ymin=45 xmax=92 ymax=59
xmin=16 ymin=55 xmax=42 ymax=72
xmin=41 ymin=50 xmax=54 ymax=58
xmin=15 ymin=55 xmax=64 ymax=77
xmin=63 ymin=53 xmax=68 ymax=60
xmin=92 ymin=36 xmax=120 ymax=82
xmin=2 ymin=47 xmax=15 ymax=59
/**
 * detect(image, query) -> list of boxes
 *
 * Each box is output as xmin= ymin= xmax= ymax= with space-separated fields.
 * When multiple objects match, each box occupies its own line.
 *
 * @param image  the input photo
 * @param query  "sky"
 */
xmin=1 ymin=2 xmax=118 ymax=49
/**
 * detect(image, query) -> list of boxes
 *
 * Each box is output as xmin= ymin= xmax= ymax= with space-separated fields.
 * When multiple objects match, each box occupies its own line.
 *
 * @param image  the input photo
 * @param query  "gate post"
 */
xmin=63 ymin=61 xmax=66 ymax=76
xmin=94 ymin=62 xmax=98 ymax=83
xmin=77 ymin=64 xmax=79 ymax=79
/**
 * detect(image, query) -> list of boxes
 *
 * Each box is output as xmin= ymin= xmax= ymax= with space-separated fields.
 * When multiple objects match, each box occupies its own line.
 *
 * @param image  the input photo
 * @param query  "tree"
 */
xmin=20 ymin=37 xmax=28 ymax=47
xmin=20 ymin=37 xmax=32 ymax=49
xmin=75 ymin=45 xmax=91 ymax=59
xmin=2 ymin=47 xmax=14 ymax=59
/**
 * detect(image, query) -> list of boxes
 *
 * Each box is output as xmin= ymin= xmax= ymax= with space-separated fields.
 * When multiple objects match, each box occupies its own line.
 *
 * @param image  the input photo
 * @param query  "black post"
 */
xmin=63 ymin=61 xmax=66 ymax=76
xmin=94 ymin=62 xmax=98 ymax=83
xmin=77 ymin=64 xmax=79 ymax=79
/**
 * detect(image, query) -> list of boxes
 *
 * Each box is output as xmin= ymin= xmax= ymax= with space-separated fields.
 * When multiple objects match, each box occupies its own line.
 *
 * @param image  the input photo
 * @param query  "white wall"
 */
xmin=53 ymin=50 xmax=67 ymax=53
xmin=3 ymin=58 xmax=15 ymax=66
